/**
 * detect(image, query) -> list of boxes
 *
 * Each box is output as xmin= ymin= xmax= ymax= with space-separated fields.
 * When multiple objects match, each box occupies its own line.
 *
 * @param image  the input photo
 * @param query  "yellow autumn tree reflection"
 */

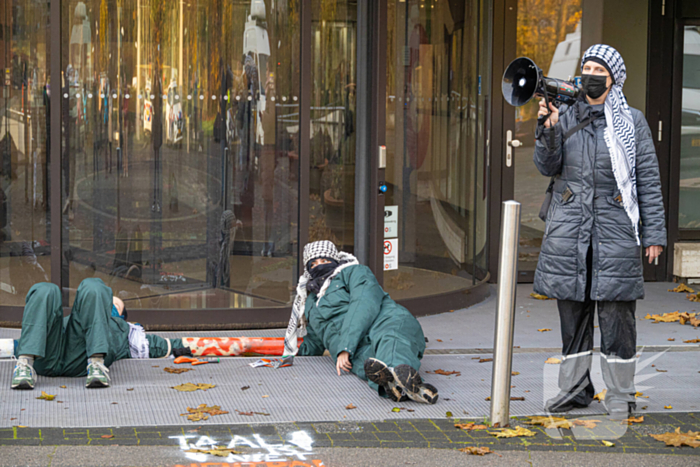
xmin=516 ymin=0 xmax=582 ymax=123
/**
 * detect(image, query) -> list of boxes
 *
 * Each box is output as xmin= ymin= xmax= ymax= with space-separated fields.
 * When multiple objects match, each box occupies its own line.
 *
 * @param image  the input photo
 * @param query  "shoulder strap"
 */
xmin=563 ymin=115 xmax=594 ymax=142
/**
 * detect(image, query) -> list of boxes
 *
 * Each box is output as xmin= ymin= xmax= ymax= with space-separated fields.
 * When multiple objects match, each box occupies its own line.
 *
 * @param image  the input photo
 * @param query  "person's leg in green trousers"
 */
xmin=13 ymin=278 xmax=119 ymax=389
xmin=15 ymin=282 xmax=66 ymax=378
xmin=61 ymin=278 xmax=117 ymax=382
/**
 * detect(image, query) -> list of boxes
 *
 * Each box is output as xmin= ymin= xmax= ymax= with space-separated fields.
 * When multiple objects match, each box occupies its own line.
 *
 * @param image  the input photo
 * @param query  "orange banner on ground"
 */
xmin=182 ymin=337 xmax=302 ymax=357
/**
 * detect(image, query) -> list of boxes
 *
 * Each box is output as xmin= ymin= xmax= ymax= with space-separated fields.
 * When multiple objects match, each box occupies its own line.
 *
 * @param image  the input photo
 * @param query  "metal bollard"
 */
xmin=490 ymin=200 xmax=521 ymax=427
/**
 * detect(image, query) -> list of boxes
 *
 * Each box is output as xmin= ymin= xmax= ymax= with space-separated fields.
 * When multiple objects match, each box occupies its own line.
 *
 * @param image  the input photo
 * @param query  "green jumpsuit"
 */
xmin=297 ymin=264 xmax=426 ymax=394
xmin=15 ymin=278 xmax=178 ymax=377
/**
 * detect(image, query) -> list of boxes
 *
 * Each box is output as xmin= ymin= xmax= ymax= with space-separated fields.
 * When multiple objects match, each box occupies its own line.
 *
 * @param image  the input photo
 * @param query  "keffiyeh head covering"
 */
xmin=581 ymin=44 xmax=640 ymax=245
xmin=282 ymin=241 xmax=359 ymax=362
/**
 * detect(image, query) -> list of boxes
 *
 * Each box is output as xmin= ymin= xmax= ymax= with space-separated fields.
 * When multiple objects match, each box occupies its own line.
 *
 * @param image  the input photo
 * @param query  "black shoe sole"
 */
xmin=414 ymin=383 xmax=439 ymax=404
xmin=544 ymin=398 xmax=590 ymax=413
xmin=11 ymin=381 xmax=34 ymax=390
xmin=394 ymin=365 xmax=422 ymax=394
xmin=364 ymin=359 xmax=412 ymax=402
xmin=364 ymin=358 xmax=394 ymax=386
xmin=86 ymin=380 xmax=109 ymax=388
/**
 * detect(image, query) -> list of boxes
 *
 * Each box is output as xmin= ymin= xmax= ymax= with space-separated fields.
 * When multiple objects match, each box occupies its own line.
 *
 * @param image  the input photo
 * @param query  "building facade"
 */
xmin=0 ymin=0 xmax=697 ymax=328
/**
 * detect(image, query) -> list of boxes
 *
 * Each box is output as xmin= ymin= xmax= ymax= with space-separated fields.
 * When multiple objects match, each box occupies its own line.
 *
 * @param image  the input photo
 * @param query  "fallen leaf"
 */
xmin=346 ymin=404 xmax=357 ymax=410
xmin=127 ymin=388 xmax=134 ymax=391
xmin=36 ymin=391 xmax=55 ymax=401
xmin=101 ymin=435 xmax=114 ymax=439
xmin=181 ymin=404 xmax=229 ymax=422
xmin=512 ymin=371 xmax=520 ymax=376
xmin=525 ymin=416 xmax=573 ymax=429
xmin=571 ymin=419 xmax=601 ymax=429
xmin=688 ymin=293 xmax=700 ymax=303
xmin=185 ymin=447 xmax=239 ymax=457
xmin=59 ymin=385 xmax=66 ymax=389
xmin=645 ymin=311 xmax=696 ymax=323
xmin=436 ymin=339 xmax=443 ymax=342
xmin=594 ymin=389 xmax=607 ymax=402
xmin=448 ymin=309 xmax=455 ymax=313
xmin=642 ymin=406 xmax=648 ymax=410
xmin=459 ymin=446 xmax=494 ymax=456
xmin=650 ymin=427 xmax=700 ymax=448
xmin=510 ymin=397 xmax=525 ymax=401
xmin=485 ymin=397 xmax=491 ymax=401
xmin=479 ymin=358 xmax=493 ymax=363
xmin=241 ymin=386 xmax=250 ymax=391
xmin=432 ymin=369 xmax=462 ymax=376
xmin=446 ymin=411 xmax=454 ymax=418
xmin=530 ymin=293 xmax=554 ymax=300
xmin=624 ymin=416 xmax=644 ymax=425
xmin=262 ymin=395 xmax=269 ymax=398
xmin=668 ymin=338 xmax=676 ymax=341
xmin=455 ymin=423 xmax=489 ymax=431
xmin=689 ymin=317 xmax=700 ymax=328
xmin=490 ymin=427 xmax=536 ymax=438
xmin=236 ymin=410 xmax=254 ymax=416
xmin=172 ymin=383 xmax=216 ymax=392
xmin=601 ymin=440 xmax=615 ymax=447
xmin=684 ymin=338 xmax=700 ymax=343
xmin=254 ymin=412 xmax=270 ymax=416
xmin=537 ymin=328 xmax=552 ymax=332
xmin=164 ymin=367 xmax=192 ymax=374
xmin=391 ymin=407 xmax=402 ymax=413
xmin=545 ymin=357 xmax=561 ymax=364
xmin=656 ymin=369 xmax=668 ymax=373
xmin=669 ymin=284 xmax=694 ymax=293
xmin=111 ymin=402 xmax=118 ymax=405
xmin=152 ymin=366 xmax=159 ymax=368
xmin=665 ymin=405 xmax=673 ymax=409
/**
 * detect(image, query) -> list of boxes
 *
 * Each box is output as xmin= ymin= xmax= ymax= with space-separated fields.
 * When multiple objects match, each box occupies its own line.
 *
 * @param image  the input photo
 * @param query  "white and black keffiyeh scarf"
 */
xmin=282 ymin=241 xmax=359 ymax=363
xmin=581 ymin=44 xmax=640 ymax=245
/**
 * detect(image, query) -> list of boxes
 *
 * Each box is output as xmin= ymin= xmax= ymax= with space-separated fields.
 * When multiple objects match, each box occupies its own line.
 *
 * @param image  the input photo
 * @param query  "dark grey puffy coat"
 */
xmin=532 ymin=100 xmax=666 ymax=302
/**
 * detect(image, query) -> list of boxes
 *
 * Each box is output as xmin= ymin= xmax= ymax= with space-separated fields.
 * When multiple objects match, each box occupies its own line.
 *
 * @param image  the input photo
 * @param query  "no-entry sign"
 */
xmin=384 ymin=238 xmax=398 ymax=271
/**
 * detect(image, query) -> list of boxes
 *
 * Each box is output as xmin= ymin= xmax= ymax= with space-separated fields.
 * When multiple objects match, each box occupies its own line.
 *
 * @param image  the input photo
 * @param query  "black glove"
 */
xmin=172 ymin=347 xmax=193 ymax=358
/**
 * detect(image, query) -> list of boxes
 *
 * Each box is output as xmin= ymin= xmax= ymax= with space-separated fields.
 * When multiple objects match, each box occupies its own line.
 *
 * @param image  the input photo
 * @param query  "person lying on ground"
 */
xmin=10 ymin=278 xmax=188 ymax=390
xmin=284 ymin=240 xmax=438 ymax=404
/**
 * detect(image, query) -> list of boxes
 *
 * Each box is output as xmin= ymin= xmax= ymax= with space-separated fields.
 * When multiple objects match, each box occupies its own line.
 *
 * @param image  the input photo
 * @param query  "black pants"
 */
xmin=556 ymin=246 xmax=637 ymax=407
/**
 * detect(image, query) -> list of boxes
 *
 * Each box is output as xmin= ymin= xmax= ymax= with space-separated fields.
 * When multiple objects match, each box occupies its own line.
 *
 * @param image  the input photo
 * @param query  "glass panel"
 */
xmin=61 ymin=0 xmax=299 ymax=310
xmin=307 ymin=0 xmax=356 ymax=253
xmin=678 ymin=25 xmax=700 ymax=229
xmin=513 ymin=0 xmax=648 ymax=274
xmin=384 ymin=0 xmax=491 ymax=299
xmin=0 ymin=1 xmax=51 ymax=305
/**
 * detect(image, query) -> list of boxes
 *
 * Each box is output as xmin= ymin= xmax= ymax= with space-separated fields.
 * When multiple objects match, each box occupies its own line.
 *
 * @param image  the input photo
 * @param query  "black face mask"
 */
xmin=581 ymin=74 xmax=610 ymax=99
xmin=306 ymin=260 xmax=339 ymax=294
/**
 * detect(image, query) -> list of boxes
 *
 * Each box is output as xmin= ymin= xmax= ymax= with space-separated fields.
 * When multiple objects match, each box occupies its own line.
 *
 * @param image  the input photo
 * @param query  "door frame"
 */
xmin=489 ymin=0 xmax=674 ymax=283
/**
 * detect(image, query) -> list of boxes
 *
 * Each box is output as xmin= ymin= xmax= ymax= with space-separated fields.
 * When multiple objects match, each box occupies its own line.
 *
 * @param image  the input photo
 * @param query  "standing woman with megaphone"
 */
xmin=532 ymin=45 xmax=666 ymax=418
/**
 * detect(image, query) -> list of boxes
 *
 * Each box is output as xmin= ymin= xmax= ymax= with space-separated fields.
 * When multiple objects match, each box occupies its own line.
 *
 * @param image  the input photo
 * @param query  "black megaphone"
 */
xmin=501 ymin=57 xmax=580 ymax=108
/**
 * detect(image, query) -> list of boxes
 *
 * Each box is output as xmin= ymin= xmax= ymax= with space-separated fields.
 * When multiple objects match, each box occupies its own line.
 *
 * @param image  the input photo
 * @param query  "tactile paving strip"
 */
xmin=0 ymin=349 xmax=697 ymax=428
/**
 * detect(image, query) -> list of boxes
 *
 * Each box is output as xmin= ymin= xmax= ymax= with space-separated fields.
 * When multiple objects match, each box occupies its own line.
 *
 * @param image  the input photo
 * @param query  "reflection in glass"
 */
xmin=307 ymin=0 xmax=356 ymax=253
xmin=384 ymin=0 xmax=491 ymax=299
xmin=514 ymin=0 xmax=582 ymax=273
xmin=0 ymin=2 xmax=51 ymax=305
xmin=678 ymin=26 xmax=700 ymax=229
xmin=60 ymin=0 xmax=300 ymax=310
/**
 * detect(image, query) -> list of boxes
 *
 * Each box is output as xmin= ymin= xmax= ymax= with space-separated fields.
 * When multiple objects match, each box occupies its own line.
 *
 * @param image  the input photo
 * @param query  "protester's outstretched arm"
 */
xmin=336 ymin=265 xmax=384 ymax=359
